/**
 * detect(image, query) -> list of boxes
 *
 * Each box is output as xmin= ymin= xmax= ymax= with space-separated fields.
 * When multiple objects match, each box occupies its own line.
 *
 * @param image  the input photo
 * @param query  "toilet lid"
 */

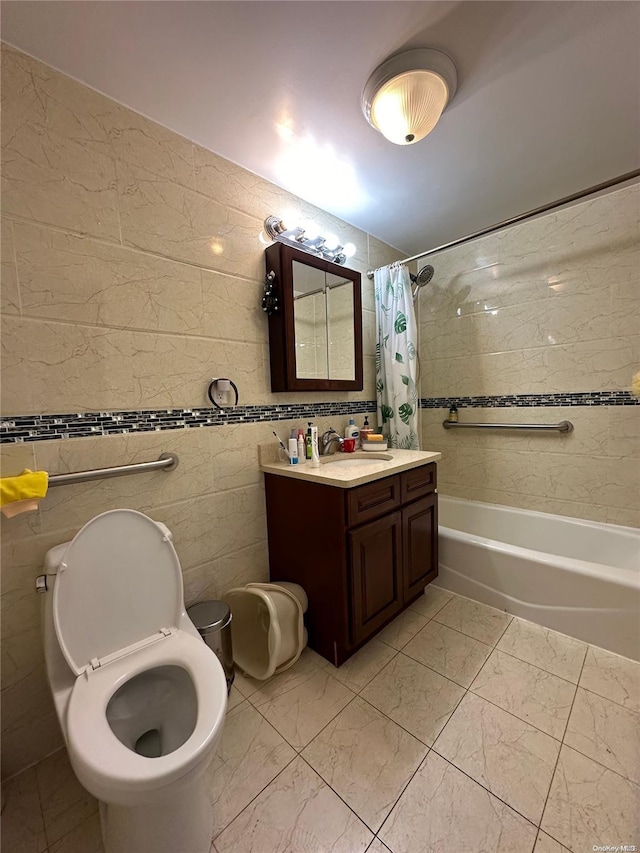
xmin=53 ymin=509 xmax=183 ymax=676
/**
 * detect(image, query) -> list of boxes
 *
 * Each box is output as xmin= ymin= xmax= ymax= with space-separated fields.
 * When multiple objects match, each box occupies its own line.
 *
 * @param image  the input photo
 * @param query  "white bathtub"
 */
xmin=436 ymin=496 xmax=640 ymax=661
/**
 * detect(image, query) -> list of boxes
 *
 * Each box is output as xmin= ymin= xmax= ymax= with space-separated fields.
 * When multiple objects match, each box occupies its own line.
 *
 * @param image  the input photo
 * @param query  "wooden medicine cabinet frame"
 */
xmin=265 ymin=242 xmax=363 ymax=392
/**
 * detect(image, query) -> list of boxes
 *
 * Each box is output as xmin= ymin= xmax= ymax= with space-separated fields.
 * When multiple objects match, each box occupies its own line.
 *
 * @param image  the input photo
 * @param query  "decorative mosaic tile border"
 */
xmin=0 ymin=400 xmax=378 ymax=444
xmin=420 ymin=391 xmax=639 ymax=409
xmin=1 ymin=391 xmax=636 ymax=444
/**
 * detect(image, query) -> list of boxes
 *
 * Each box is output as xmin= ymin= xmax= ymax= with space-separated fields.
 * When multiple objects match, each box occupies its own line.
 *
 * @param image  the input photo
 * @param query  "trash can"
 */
xmin=187 ymin=600 xmax=234 ymax=694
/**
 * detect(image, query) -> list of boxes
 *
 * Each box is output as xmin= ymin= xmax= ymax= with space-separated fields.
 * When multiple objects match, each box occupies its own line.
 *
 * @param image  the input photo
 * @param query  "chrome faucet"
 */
xmin=320 ymin=428 xmax=344 ymax=456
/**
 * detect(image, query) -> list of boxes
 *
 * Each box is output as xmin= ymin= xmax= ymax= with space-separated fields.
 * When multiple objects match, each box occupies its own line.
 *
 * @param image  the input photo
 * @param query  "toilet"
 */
xmin=40 ymin=509 xmax=228 ymax=853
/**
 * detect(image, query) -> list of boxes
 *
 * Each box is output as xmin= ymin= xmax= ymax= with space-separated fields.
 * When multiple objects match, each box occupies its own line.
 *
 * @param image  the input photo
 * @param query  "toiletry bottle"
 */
xmin=360 ymin=415 xmax=373 ymax=443
xmin=306 ymin=422 xmax=313 ymax=460
xmin=297 ymin=429 xmax=306 ymax=465
xmin=310 ymin=426 xmax=320 ymax=468
xmin=288 ymin=438 xmax=298 ymax=464
xmin=448 ymin=404 xmax=458 ymax=423
xmin=345 ymin=417 xmax=360 ymax=447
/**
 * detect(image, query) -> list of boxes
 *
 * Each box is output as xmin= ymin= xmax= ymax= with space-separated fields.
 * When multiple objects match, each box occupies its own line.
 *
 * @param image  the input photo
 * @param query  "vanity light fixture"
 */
xmin=362 ymin=48 xmax=457 ymax=145
xmin=263 ymin=215 xmax=356 ymax=265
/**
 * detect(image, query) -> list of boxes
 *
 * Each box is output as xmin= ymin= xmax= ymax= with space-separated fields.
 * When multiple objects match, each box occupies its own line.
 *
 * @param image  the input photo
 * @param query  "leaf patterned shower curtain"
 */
xmin=374 ymin=263 xmax=420 ymax=449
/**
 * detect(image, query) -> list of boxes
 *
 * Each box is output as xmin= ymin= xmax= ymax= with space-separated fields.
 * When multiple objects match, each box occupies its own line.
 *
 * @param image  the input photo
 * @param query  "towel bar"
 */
xmin=442 ymin=420 xmax=573 ymax=433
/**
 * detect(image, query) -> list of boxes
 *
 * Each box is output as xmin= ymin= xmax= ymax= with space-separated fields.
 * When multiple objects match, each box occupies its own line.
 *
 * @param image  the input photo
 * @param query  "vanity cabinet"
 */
xmin=264 ymin=462 xmax=438 ymax=666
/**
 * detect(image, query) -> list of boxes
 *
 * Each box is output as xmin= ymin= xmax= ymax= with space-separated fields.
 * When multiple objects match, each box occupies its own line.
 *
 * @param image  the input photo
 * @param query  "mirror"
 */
xmin=265 ymin=243 xmax=363 ymax=392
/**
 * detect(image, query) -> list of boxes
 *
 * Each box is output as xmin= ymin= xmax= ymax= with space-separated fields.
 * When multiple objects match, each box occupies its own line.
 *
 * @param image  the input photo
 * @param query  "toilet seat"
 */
xmin=66 ymin=629 xmax=227 ymax=800
xmin=52 ymin=509 xmax=184 ymax=676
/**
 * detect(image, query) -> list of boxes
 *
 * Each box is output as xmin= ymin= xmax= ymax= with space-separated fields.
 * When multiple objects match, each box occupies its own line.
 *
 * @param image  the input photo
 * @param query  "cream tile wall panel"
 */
xmin=1 ymin=316 xmax=135 ymax=415
xmin=1 ymin=625 xmax=44 ymax=693
xmin=209 ymin=422 xmax=275 ymax=492
xmin=437 ymin=482 xmax=608 ymax=524
xmin=1 ymin=44 xmax=193 ymax=188
xmin=32 ymin=430 xmax=217 ymax=534
xmin=1 ymin=121 xmax=120 ymax=241
xmin=1 ymin=217 xmax=20 ymax=315
xmin=423 ymin=335 xmax=638 ymax=398
xmin=194 ymin=149 xmax=369 ymax=266
xmin=153 ymin=484 xmax=267 ymax=571
xmin=1 ymin=663 xmax=63 ymax=777
xmin=607 ymin=407 xmax=640 ymax=459
xmin=1 ymin=526 xmax=77 ymax=635
xmin=543 ymin=291 xmax=612 ymax=346
xmin=201 ymin=269 xmax=267 ymax=344
xmin=362 ymin=308 xmax=376 ymax=357
xmin=117 ymin=160 xmax=264 ymax=279
xmin=606 ymin=507 xmax=640 ymax=528
xmin=2 ymin=708 xmax=63 ymax=782
xmin=123 ymin=331 xmax=269 ymax=409
xmin=611 ymin=278 xmax=640 ymax=339
xmin=422 ymin=407 xmax=610 ymax=457
xmin=182 ymin=540 xmax=269 ymax=605
xmin=437 ymin=445 xmax=639 ymax=512
xmin=15 ymin=222 xmax=205 ymax=334
xmin=2 ymin=315 xmax=269 ymax=414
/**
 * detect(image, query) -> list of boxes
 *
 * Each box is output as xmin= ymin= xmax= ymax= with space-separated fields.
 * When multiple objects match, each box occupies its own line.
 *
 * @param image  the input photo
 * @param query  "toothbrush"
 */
xmin=272 ymin=430 xmax=290 ymax=460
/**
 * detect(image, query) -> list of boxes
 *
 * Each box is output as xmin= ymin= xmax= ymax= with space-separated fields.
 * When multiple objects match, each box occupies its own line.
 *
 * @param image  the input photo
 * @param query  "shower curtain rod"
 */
xmin=366 ymin=169 xmax=640 ymax=279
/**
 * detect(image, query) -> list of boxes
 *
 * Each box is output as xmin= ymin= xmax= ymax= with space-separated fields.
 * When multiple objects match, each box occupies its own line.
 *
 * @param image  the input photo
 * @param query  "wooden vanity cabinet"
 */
xmin=264 ymin=463 xmax=438 ymax=666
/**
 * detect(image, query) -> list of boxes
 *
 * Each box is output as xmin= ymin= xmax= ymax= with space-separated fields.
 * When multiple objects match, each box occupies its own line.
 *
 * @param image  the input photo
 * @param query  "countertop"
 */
xmin=259 ymin=447 xmax=441 ymax=489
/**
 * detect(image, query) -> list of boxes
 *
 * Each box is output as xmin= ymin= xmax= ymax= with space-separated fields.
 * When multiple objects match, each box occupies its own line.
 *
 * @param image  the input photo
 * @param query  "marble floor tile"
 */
xmin=226 ymin=685 xmax=244 ymax=712
xmin=214 ymin=756 xmax=373 ymax=853
xmin=319 ymin=639 xmax=397 ymax=693
xmin=497 ymin=619 xmax=587 ymax=683
xmin=541 ymin=745 xmax=640 ymax=851
xmin=366 ymin=840 xmax=392 ymax=853
xmin=579 ymin=645 xmax=640 ymax=713
xmin=252 ymin=668 xmax=355 ymax=750
xmin=0 ymin=767 xmax=47 ymax=853
xmin=302 ymin=696 xmax=427 ymax=832
xmin=470 ymin=649 xmax=576 ymax=739
xmin=376 ymin=609 xmax=428 ymax=651
xmin=407 ymin=584 xmax=453 ymax=619
xmin=433 ymin=595 xmax=512 ymax=646
xmin=360 ymin=653 xmax=464 ymax=745
xmin=403 ymin=620 xmax=492 ymax=688
xmin=434 ymin=692 xmax=560 ymax=823
xmin=35 ymin=747 xmax=98 ymax=847
xmin=248 ymin=647 xmax=328 ymax=706
xmin=379 ymin=751 xmax=538 ymax=853
xmin=564 ymin=687 xmax=640 ymax=784
xmin=49 ymin=813 xmax=104 ymax=853
xmin=206 ymin=702 xmax=296 ymax=837
xmin=533 ymin=831 xmax=570 ymax=853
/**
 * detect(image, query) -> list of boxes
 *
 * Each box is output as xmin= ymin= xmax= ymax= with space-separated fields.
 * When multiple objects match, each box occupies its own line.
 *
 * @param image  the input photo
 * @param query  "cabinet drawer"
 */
xmin=401 ymin=463 xmax=437 ymax=503
xmin=347 ymin=475 xmax=401 ymax=526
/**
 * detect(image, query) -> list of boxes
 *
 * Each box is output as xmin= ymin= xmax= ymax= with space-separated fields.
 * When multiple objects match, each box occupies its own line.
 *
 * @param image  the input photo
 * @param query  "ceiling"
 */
xmin=2 ymin=1 xmax=639 ymax=255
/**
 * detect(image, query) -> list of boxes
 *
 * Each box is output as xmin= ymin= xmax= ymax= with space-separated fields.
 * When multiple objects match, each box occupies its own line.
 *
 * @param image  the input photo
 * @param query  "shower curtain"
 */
xmin=374 ymin=263 xmax=420 ymax=449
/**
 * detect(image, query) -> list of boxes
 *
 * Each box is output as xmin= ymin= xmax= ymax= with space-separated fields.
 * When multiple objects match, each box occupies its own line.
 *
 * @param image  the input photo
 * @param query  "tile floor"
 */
xmin=3 ymin=586 xmax=639 ymax=853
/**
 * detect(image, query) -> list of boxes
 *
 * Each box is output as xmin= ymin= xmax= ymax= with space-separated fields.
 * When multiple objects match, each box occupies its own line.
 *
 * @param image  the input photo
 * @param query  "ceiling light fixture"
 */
xmin=362 ymin=48 xmax=457 ymax=145
xmin=263 ymin=215 xmax=356 ymax=265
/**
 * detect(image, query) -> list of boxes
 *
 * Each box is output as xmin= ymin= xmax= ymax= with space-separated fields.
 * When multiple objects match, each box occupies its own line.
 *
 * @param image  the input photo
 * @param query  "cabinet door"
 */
xmin=402 ymin=494 xmax=438 ymax=601
xmin=349 ymin=511 xmax=403 ymax=645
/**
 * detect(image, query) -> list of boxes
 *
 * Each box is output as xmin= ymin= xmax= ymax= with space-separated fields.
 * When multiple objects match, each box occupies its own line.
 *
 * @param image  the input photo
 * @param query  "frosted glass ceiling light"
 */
xmin=362 ymin=48 xmax=457 ymax=145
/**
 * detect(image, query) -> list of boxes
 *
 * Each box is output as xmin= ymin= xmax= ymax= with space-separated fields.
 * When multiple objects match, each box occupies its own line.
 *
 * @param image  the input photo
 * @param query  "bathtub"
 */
xmin=435 ymin=496 xmax=640 ymax=661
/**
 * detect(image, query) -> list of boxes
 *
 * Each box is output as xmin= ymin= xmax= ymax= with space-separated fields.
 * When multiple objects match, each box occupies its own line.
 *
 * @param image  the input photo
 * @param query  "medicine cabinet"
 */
xmin=264 ymin=243 xmax=363 ymax=392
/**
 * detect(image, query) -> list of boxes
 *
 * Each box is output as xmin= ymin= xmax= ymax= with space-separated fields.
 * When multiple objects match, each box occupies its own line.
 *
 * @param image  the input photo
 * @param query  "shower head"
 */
xmin=410 ymin=264 xmax=435 ymax=299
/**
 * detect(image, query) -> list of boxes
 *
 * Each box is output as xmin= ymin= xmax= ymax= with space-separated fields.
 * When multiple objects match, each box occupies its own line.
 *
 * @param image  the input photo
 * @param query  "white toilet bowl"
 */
xmin=41 ymin=509 xmax=227 ymax=853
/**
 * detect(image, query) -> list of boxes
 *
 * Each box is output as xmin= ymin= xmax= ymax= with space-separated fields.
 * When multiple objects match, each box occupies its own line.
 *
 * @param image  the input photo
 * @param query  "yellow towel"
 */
xmin=1 ymin=469 xmax=48 ymax=517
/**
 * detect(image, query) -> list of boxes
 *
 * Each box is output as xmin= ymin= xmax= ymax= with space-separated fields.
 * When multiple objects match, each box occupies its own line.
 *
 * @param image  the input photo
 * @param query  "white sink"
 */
xmin=321 ymin=453 xmax=393 ymax=468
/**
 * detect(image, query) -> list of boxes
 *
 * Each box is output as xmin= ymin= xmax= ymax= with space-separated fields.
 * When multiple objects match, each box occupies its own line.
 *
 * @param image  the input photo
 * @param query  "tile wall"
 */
xmin=0 ymin=44 xmax=404 ymax=779
xmin=419 ymin=183 xmax=640 ymax=526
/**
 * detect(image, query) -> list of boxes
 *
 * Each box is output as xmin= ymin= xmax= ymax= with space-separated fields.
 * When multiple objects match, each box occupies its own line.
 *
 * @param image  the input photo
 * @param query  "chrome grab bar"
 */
xmin=442 ymin=420 xmax=573 ymax=433
xmin=48 ymin=453 xmax=179 ymax=487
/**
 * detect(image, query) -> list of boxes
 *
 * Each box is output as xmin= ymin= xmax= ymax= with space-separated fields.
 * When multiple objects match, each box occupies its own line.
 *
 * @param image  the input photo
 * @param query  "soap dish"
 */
xmin=362 ymin=439 xmax=388 ymax=451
